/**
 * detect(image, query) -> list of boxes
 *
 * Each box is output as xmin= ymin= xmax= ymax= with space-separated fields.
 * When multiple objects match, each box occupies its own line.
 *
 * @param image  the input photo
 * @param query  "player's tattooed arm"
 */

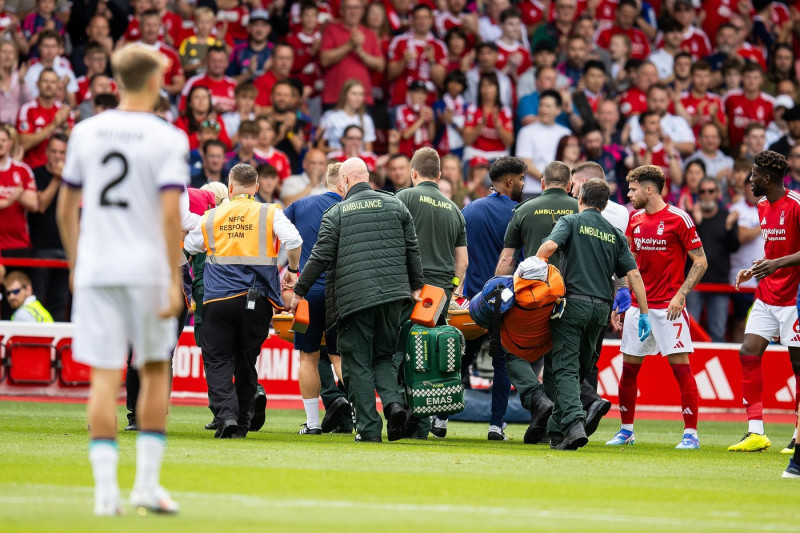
xmin=667 ymin=246 xmax=707 ymax=321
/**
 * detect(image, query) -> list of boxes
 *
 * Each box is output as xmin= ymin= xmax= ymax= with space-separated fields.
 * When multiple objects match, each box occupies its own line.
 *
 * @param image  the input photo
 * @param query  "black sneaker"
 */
xmin=321 ymin=396 xmax=351 ymax=433
xmin=523 ymin=393 xmax=553 ymax=444
xmin=249 ymin=385 xmax=267 ymax=432
xmin=355 ymin=434 xmax=381 ymax=443
xmin=298 ymin=423 xmax=322 ymax=435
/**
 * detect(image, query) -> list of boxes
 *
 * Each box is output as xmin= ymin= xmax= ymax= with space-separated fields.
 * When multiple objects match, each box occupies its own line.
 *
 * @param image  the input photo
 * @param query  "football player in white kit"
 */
xmin=57 ymin=44 xmax=188 ymax=516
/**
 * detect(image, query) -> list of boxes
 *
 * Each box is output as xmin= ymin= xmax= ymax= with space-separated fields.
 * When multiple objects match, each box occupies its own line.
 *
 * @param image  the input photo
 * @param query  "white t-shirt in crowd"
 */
xmin=62 ymin=110 xmax=189 ymax=288
xmin=515 ymin=121 xmax=571 ymax=195
xmin=728 ymin=197 xmax=764 ymax=288
xmin=319 ymin=109 xmax=376 ymax=150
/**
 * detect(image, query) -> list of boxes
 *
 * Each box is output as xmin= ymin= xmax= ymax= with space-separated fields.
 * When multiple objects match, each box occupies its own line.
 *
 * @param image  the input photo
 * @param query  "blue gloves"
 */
xmin=613 ymin=287 xmax=631 ymax=313
xmin=638 ymin=313 xmax=651 ymax=342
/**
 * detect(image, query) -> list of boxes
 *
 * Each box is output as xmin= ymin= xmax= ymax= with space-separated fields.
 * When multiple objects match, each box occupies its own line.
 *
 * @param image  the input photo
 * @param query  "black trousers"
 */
xmin=126 ymin=302 xmax=189 ymax=423
xmin=201 ymin=294 xmax=272 ymax=427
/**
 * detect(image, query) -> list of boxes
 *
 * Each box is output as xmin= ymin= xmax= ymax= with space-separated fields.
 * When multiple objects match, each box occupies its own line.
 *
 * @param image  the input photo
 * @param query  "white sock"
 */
xmin=621 ymin=424 xmax=634 ymax=432
xmin=134 ymin=432 xmax=166 ymax=493
xmin=303 ymin=398 xmax=320 ymax=427
xmin=684 ymin=428 xmax=698 ymax=437
xmin=89 ymin=440 xmax=119 ymax=502
xmin=793 ymin=428 xmax=798 ymax=440
xmin=748 ymin=420 xmax=765 ymax=435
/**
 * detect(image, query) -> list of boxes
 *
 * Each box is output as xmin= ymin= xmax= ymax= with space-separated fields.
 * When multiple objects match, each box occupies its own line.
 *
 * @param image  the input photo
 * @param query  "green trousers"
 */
xmin=504 ymin=350 xmax=546 ymax=411
xmin=319 ymin=348 xmax=353 ymax=432
xmin=393 ymin=290 xmax=451 ymax=438
xmin=338 ymin=300 xmax=405 ymax=440
xmin=547 ymin=298 xmax=610 ymax=438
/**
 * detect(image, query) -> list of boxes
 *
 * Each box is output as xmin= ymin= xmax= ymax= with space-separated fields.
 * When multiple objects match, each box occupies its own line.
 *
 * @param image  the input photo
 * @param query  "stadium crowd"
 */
xmin=1 ymin=0 xmax=800 ymax=343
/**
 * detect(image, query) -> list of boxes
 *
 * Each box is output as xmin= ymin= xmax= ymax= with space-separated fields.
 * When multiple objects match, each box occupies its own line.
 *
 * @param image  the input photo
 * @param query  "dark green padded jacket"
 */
xmin=295 ymin=182 xmax=425 ymax=321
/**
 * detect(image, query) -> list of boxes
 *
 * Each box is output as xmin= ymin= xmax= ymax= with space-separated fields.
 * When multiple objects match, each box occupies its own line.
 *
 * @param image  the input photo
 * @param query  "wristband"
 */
xmin=287 ymin=266 xmax=299 ymax=273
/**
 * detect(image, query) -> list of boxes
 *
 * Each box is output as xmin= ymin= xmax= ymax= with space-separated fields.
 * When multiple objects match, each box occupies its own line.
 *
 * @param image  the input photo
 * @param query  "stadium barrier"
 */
xmin=0 ymin=321 xmax=795 ymax=413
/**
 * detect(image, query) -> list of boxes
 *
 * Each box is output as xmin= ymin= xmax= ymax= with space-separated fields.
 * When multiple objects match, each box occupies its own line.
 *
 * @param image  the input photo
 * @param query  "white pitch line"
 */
xmin=0 ymin=483 xmax=795 ymax=532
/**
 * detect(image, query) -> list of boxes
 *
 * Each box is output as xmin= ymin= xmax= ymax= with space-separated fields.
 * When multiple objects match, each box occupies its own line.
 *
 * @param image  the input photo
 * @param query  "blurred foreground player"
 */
xmin=57 ymin=44 xmax=187 ymax=515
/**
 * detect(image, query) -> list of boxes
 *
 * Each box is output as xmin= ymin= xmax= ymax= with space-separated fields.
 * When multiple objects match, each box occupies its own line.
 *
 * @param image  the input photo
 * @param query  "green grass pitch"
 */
xmin=0 ymin=400 xmax=797 ymax=532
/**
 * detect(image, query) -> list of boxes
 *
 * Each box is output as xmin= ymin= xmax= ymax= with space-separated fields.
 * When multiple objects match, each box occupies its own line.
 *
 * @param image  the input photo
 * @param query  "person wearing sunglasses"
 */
xmin=3 ymin=270 xmax=53 ymax=322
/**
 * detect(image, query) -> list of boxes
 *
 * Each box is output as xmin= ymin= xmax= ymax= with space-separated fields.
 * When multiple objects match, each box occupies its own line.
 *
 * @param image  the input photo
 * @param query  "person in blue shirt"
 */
xmin=283 ymin=163 xmax=351 ymax=435
xmin=431 ymin=156 xmax=525 ymax=441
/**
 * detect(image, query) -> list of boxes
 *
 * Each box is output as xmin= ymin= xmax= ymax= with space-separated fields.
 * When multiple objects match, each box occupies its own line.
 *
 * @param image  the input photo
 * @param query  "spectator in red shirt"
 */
xmin=181 ymin=45 xmax=237 ymax=113
xmin=595 ymin=0 xmax=650 ymax=60
xmin=286 ymin=2 xmax=323 ymax=101
xmin=152 ymin=0 xmax=184 ymax=48
xmin=462 ymin=72 xmax=514 ymax=164
xmin=254 ymin=42 xmax=293 ymax=110
xmin=671 ymin=0 xmax=711 ymax=61
xmin=363 ymin=0 xmax=393 ymax=102
xmin=327 ymin=124 xmax=379 ymax=171
xmin=496 ymin=8 xmax=533 ymax=83
xmin=319 ymin=0 xmax=385 ymax=109
xmin=395 ymin=80 xmax=435 ymax=157
xmin=0 ymin=124 xmax=38 ymax=254
xmin=138 ymin=9 xmax=185 ymax=96
xmin=175 ymin=85 xmax=232 ymax=150
xmin=387 ymin=4 xmax=447 ymax=107
xmin=253 ymin=116 xmax=292 ymax=181
xmin=723 ymin=62 xmax=774 ymax=153
xmin=619 ymin=60 xmax=658 ymax=118
xmin=443 ymin=27 xmax=474 ymax=74
xmin=673 ymin=60 xmax=727 ymax=139
xmin=18 ymin=68 xmax=72 ymax=169
xmin=75 ymin=41 xmax=116 ymax=106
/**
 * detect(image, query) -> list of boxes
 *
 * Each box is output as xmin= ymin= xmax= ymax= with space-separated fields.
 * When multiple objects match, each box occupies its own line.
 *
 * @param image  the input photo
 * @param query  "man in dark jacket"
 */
xmin=292 ymin=157 xmax=425 ymax=443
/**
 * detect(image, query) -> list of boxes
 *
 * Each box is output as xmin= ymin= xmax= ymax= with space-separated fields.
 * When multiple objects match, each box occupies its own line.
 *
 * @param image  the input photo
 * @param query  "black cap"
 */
xmin=533 ymin=41 xmax=556 ymax=55
xmin=408 ymin=80 xmax=427 ymax=91
xmin=783 ymin=105 xmax=800 ymax=122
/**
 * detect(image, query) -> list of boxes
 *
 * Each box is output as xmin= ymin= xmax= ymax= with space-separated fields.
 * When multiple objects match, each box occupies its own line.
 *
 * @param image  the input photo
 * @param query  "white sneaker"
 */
xmin=130 ymin=485 xmax=179 ymax=514
xmin=94 ymin=487 xmax=124 ymax=516
xmin=488 ymin=423 xmax=508 ymax=441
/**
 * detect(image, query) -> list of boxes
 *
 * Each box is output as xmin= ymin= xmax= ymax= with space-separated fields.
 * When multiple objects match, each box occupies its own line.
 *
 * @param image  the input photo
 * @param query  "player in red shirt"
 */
xmin=395 ymin=81 xmax=435 ymax=158
xmin=674 ymin=60 xmax=726 ymax=139
xmin=594 ymin=0 xmax=650 ymax=60
xmin=18 ymin=68 xmax=73 ymax=169
xmin=730 ymin=151 xmax=800 ymax=456
xmin=180 ymin=45 xmax=237 ymax=113
xmin=723 ymin=62 xmax=774 ymax=152
xmin=253 ymin=43 xmax=293 ymax=109
xmin=387 ymin=5 xmax=447 ymax=107
xmin=607 ymin=164 xmax=707 ymax=449
xmin=0 ymin=125 xmax=38 ymax=252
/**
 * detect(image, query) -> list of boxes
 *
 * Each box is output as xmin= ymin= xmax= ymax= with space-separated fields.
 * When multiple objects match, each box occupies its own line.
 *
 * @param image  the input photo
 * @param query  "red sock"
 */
xmin=671 ymin=363 xmax=699 ymax=430
xmin=619 ymin=362 xmax=642 ymax=425
xmin=740 ymin=355 xmax=763 ymax=421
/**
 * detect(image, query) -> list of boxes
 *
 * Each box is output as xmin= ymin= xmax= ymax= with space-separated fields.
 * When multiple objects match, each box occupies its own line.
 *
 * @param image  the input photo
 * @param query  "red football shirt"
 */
xmin=387 ymin=32 xmax=447 ymax=106
xmin=253 ymin=70 xmax=285 ymax=107
xmin=327 ymin=149 xmax=377 ymax=171
xmin=496 ymin=41 xmax=533 ymax=79
xmin=0 ymin=158 xmax=36 ymax=250
xmin=619 ymin=87 xmax=648 ymax=118
xmin=633 ymin=142 xmax=679 ymax=199
xmin=255 ymin=147 xmax=292 ymax=181
xmin=723 ymin=89 xmax=774 ymax=149
xmin=395 ymin=104 xmax=433 ymax=157
xmin=681 ymin=26 xmax=712 ymax=60
xmin=595 ymin=23 xmax=651 ymax=60
xmin=320 ymin=22 xmax=381 ymax=105
xmin=181 ymin=74 xmax=237 ymax=113
xmin=75 ymin=76 xmax=118 ymax=105
xmin=463 ymin=105 xmax=512 ymax=153
xmin=627 ymin=205 xmax=702 ymax=308
xmin=677 ymin=91 xmax=726 ymax=138
xmin=517 ymin=0 xmax=545 ymax=27
xmin=286 ymin=30 xmax=322 ymax=96
xmin=756 ymin=190 xmax=800 ymax=306
xmin=17 ymin=99 xmax=74 ymax=169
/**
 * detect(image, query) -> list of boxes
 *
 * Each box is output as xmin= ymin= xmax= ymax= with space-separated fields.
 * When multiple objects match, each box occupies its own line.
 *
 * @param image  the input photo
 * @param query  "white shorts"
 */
xmin=620 ymin=306 xmax=694 ymax=357
xmin=72 ymin=286 xmax=177 ymax=370
xmin=744 ymin=299 xmax=800 ymax=347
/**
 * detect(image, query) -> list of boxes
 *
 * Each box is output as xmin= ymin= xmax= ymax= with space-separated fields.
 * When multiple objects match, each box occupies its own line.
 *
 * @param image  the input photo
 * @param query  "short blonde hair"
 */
xmin=111 ymin=44 xmax=165 ymax=93
xmin=195 ymin=6 xmax=215 ymax=19
xmin=326 ymin=162 xmax=341 ymax=188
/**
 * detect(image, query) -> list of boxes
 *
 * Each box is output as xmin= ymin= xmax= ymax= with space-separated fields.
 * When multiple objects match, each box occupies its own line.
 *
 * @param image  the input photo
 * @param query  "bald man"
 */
xmin=281 ymin=149 xmax=330 ymax=206
xmin=291 ymin=157 xmax=425 ymax=443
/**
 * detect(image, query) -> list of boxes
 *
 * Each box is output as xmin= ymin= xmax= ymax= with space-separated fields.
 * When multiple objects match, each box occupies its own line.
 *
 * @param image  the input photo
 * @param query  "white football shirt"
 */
xmin=62 ymin=110 xmax=189 ymax=288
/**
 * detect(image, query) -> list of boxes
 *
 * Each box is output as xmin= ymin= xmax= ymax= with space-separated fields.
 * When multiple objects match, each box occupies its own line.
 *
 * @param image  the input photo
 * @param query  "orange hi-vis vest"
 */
xmin=500 ymin=264 xmax=566 ymax=362
xmin=200 ymin=196 xmax=283 ymax=307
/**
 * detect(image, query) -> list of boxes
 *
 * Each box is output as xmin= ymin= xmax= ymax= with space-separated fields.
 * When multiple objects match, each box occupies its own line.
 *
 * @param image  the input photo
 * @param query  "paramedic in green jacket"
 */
xmin=536 ymin=178 xmax=650 ymax=450
xmin=291 ymin=157 xmax=426 ymax=443
xmin=395 ymin=147 xmax=468 ymax=439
